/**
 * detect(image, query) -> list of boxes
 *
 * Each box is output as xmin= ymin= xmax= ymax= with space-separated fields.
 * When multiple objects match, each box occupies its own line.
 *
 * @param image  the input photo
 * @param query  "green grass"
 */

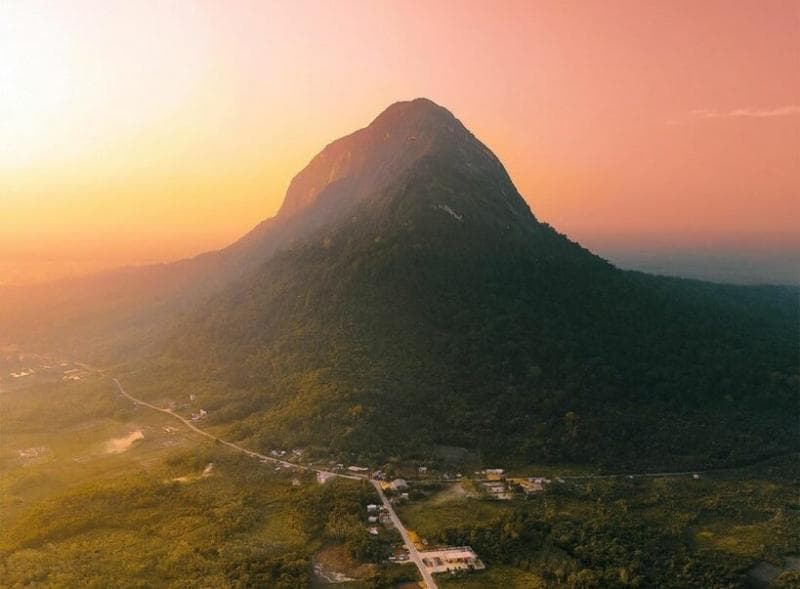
xmin=397 ymin=494 xmax=514 ymax=540
xmin=2 ymin=367 xmax=798 ymax=588
xmin=0 ymin=375 xmax=204 ymax=532
xmin=439 ymin=566 xmax=545 ymax=588
xmin=0 ymin=375 xmax=386 ymax=588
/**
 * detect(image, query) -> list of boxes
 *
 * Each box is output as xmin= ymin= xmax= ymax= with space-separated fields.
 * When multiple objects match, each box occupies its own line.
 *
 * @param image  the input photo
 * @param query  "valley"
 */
xmin=3 ymin=0 xmax=798 ymax=585
xmin=0 ymin=366 xmax=418 ymax=588
xmin=1 ymin=98 xmax=797 ymax=588
xmin=2 ymin=352 xmax=797 ymax=588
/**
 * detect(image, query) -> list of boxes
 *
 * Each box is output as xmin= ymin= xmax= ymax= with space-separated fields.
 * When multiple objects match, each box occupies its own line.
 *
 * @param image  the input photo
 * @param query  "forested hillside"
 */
xmin=161 ymin=101 xmax=798 ymax=470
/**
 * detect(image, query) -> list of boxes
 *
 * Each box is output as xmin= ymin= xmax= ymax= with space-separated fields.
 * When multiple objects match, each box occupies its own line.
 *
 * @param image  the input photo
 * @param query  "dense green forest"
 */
xmin=3 ymin=376 xmax=797 ymax=588
xmin=159 ymin=150 xmax=798 ymax=472
xmin=398 ymin=458 xmax=800 ymax=588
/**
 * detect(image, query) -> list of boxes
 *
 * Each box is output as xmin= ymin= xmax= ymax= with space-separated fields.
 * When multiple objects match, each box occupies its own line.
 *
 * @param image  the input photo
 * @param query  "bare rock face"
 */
xmin=282 ymin=97 xmax=533 ymax=222
xmin=231 ymin=97 xmax=537 ymax=260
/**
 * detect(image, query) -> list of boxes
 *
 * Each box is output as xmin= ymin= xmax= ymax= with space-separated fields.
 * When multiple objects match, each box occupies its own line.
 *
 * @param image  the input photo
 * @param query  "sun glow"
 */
xmin=1 ymin=1 xmax=798 ymax=284
xmin=0 ymin=2 xmax=217 ymax=171
xmin=0 ymin=5 xmax=75 ymax=169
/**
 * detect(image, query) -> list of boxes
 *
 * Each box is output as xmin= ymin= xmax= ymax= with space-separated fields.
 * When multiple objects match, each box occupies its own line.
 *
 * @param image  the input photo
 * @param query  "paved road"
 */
xmin=371 ymin=480 xmax=438 ymax=589
xmin=112 ymin=378 xmax=359 ymax=480
xmin=112 ymin=378 xmax=435 ymax=587
xmin=562 ymin=470 xmax=702 ymax=481
xmin=107 ymin=377 xmax=784 ymax=488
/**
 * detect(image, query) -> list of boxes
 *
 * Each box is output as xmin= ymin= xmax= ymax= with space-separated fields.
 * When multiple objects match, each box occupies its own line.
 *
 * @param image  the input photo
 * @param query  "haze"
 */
xmin=2 ymin=0 xmax=798 ymax=284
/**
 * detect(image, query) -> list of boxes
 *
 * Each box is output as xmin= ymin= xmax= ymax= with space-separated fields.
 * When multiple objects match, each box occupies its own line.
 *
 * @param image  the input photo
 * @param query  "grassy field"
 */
xmin=1 ymin=375 xmax=197 ymax=528
xmin=440 ymin=566 xmax=546 ymax=588
xmin=0 ymin=372 xmax=405 ymax=588
xmin=397 ymin=483 xmax=515 ymax=541
xmin=2 ymin=366 xmax=798 ymax=588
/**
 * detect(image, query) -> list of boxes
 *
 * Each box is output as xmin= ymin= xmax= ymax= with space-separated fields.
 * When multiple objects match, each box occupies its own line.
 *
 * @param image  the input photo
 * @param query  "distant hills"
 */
xmin=2 ymin=98 xmax=797 ymax=470
xmin=600 ymin=247 xmax=800 ymax=286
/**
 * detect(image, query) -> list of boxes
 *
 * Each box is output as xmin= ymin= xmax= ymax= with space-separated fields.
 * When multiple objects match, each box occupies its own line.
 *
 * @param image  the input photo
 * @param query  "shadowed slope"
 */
xmin=166 ymin=100 xmax=798 ymax=469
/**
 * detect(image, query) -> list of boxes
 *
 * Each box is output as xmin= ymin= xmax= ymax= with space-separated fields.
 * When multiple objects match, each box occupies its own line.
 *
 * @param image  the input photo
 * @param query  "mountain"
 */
xmin=227 ymin=98 xmax=536 ymax=259
xmin=1 ymin=100 xmax=524 ymax=357
xmin=159 ymin=99 xmax=798 ymax=470
xmin=1 ymin=98 xmax=795 ymax=469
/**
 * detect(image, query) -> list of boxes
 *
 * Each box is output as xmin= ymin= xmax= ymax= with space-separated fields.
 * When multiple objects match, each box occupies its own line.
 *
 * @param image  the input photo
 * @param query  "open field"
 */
xmin=0 ymin=374 xmax=413 ymax=588
xmin=440 ymin=566 xmax=545 ymax=588
xmin=2 ymin=366 xmax=798 ymax=588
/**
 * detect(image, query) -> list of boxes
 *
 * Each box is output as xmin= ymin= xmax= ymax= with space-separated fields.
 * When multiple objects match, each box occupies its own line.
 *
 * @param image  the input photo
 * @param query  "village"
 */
xmin=249 ymin=455 xmax=569 ymax=584
xmin=86 ymin=377 xmax=702 ymax=589
xmin=4 ymin=356 xmax=717 ymax=589
xmin=361 ymin=497 xmax=485 ymax=577
xmin=0 ymin=347 xmax=93 ymax=387
xmin=6 ymin=359 xmax=711 ymax=589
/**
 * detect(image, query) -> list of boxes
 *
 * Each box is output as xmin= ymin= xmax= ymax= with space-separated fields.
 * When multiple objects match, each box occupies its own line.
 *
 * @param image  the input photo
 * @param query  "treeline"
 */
xmin=1 ymin=445 xmax=408 ymax=588
xmin=430 ymin=461 xmax=800 ymax=588
xmin=161 ymin=183 xmax=799 ymax=472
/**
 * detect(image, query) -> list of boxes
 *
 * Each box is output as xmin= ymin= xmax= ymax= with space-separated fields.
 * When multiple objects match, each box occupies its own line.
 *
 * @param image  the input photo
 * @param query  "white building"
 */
xmin=419 ymin=546 xmax=485 ymax=574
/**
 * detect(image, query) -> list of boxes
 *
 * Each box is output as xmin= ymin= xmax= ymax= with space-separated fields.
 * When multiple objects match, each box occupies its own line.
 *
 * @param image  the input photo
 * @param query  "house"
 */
xmin=368 ymin=516 xmax=378 ymax=523
xmin=481 ymin=481 xmax=512 ymax=500
xmin=389 ymin=478 xmax=408 ymax=491
xmin=418 ymin=546 xmax=485 ymax=574
xmin=368 ymin=527 xmax=379 ymax=535
xmin=190 ymin=409 xmax=208 ymax=421
xmin=482 ymin=482 xmax=506 ymax=492
xmin=519 ymin=479 xmax=545 ymax=494
xmin=485 ymin=468 xmax=505 ymax=481
xmin=348 ymin=465 xmax=369 ymax=473
xmin=366 ymin=504 xmax=379 ymax=512
xmin=389 ymin=547 xmax=410 ymax=562
xmin=418 ymin=466 xmax=428 ymax=474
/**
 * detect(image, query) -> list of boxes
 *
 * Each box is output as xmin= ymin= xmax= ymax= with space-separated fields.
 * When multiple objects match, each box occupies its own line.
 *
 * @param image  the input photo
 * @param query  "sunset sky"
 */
xmin=2 ymin=0 xmax=798 ymax=284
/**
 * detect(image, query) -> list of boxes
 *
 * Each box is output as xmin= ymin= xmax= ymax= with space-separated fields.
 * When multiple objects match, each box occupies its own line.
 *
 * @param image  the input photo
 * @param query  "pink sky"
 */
xmin=1 ymin=0 xmax=798 ymax=283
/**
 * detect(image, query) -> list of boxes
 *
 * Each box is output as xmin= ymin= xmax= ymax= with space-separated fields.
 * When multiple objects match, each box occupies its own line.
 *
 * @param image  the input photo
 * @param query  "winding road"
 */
xmin=111 ymin=378 xmax=437 ymax=588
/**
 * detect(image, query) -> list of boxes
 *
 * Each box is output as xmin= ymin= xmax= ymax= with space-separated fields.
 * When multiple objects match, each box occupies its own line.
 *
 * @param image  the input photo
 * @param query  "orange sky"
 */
xmin=1 ymin=0 xmax=798 ymax=284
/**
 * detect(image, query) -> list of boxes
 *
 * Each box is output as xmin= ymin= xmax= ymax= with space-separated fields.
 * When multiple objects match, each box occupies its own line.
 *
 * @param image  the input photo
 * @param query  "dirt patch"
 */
xmin=317 ymin=471 xmax=336 ymax=484
xmin=312 ymin=545 xmax=375 ymax=584
xmin=105 ymin=430 xmax=144 ymax=454
xmin=430 ymin=482 xmax=477 ymax=505
xmin=17 ymin=446 xmax=52 ymax=466
xmin=171 ymin=463 xmax=215 ymax=484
